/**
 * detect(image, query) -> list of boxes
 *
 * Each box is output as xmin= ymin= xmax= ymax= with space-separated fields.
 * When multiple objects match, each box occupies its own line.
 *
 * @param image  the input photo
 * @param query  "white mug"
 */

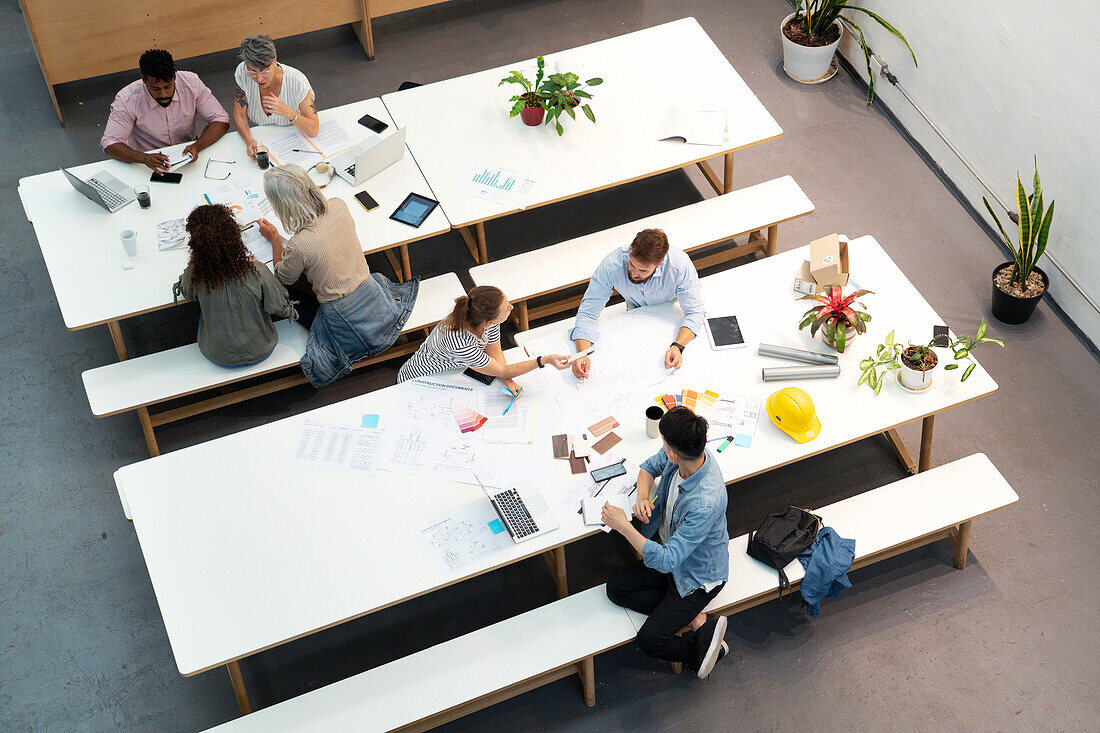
xmin=645 ymin=406 xmax=664 ymax=439
xmin=120 ymin=229 xmax=137 ymax=258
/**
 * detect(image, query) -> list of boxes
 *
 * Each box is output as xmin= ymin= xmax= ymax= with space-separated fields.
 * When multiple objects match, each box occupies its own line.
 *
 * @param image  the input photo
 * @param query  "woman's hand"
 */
xmin=244 ymin=139 xmax=260 ymax=160
xmin=261 ymin=94 xmax=294 ymax=119
xmin=541 ymin=354 xmax=570 ymax=370
xmin=503 ymin=378 xmax=522 ymax=396
xmin=257 ymin=218 xmax=280 ymax=244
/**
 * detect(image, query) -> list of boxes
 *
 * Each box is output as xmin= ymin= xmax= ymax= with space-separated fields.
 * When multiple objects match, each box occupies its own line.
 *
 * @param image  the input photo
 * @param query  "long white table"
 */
xmin=382 ymin=17 xmax=782 ymax=263
xmin=19 ymin=98 xmax=449 ymax=359
xmin=116 ymin=234 xmax=996 ymax=715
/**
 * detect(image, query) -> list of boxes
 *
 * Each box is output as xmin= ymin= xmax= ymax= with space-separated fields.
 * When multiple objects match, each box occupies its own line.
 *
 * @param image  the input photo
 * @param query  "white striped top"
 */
xmin=233 ymin=62 xmax=314 ymax=127
xmin=397 ymin=322 xmax=501 ymax=383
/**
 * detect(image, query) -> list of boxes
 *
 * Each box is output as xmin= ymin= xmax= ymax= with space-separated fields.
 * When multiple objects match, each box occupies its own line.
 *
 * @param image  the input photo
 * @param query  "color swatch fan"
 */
xmin=451 ymin=402 xmax=487 ymax=433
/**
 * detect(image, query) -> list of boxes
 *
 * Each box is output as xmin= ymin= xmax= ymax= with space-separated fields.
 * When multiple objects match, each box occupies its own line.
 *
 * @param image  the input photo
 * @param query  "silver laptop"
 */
xmin=60 ymin=167 xmax=136 ymax=213
xmin=332 ymin=127 xmax=408 ymax=185
xmin=472 ymin=473 xmax=559 ymax=544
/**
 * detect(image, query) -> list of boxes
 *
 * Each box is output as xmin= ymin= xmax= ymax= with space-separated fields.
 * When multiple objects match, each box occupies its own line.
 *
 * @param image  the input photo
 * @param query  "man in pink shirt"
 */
xmin=101 ymin=49 xmax=230 ymax=172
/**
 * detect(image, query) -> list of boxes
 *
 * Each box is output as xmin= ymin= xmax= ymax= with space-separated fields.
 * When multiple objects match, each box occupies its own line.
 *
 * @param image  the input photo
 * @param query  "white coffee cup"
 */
xmin=121 ymin=229 xmax=137 ymax=257
xmin=645 ymin=406 xmax=664 ymax=439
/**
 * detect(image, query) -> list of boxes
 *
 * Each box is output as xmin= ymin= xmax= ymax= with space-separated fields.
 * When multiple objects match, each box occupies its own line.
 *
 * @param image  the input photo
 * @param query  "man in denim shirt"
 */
xmin=602 ymin=408 xmax=731 ymax=679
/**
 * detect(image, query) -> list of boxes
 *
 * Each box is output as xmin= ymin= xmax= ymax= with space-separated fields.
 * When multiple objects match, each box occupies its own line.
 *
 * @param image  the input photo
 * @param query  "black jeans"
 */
xmin=607 ymin=561 xmax=725 ymax=671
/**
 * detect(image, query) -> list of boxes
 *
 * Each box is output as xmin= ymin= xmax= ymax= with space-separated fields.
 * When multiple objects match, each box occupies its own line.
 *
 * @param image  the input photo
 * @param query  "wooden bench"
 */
xmin=82 ymin=273 xmax=466 ymax=457
xmin=468 ymin=176 xmax=814 ymax=330
xmin=200 ymin=454 xmax=1016 ymax=730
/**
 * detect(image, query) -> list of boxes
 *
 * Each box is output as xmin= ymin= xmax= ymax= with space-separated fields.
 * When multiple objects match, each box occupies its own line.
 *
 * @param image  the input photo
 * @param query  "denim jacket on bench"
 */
xmin=639 ymin=448 xmax=730 ymax=598
xmin=302 ymin=273 xmax=418 ymax=388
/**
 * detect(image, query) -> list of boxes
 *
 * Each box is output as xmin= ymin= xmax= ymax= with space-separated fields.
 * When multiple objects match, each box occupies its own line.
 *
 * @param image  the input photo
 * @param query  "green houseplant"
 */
xmin=539 ymin=70 xmax=602 ymax=136
xmin=499 ymin=56 xmax=548 ymax=126
xmin=858 ymin=321 xmax=1003 ymax=393
xmin=781 ymin=0 xmax=917 ymax=104
xmin=798 ymin=285 xmax=872 ymax=353
xmin=983 ymin=158 xmax=1055 ymax=324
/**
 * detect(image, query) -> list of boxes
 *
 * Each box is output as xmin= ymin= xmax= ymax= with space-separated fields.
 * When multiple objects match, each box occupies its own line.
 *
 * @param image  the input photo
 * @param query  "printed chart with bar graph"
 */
xmin=456 ymin=165 xmax=537 ymax=208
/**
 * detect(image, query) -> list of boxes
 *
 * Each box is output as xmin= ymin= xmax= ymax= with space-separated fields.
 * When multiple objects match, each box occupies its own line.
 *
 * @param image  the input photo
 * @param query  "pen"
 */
xmin=502 ymin=388 xmax=522 ymax=415
xmin=292 ymin=149 xmax=323 ymax=154
xmin=707 ymin=435 xmax=731 ymax=443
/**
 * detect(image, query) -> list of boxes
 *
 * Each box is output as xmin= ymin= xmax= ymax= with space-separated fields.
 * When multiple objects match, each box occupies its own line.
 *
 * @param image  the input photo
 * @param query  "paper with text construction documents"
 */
xmin=418 ymin=502 xmax=514 ymax=574
xmin=289 ymin=420 xmax=382 ymax=475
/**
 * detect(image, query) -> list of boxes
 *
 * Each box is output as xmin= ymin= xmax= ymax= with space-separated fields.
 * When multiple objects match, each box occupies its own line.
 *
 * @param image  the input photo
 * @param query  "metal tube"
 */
xmin=758 ymin=343 xmax=839 ymax=366
xmin=761 ymin=365 xmax=841 ymax=381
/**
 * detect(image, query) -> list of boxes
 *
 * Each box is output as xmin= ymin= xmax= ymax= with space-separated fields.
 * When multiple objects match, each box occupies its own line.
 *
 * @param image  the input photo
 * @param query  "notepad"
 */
xmin=582 ymin=494 xmax=633 ymax=533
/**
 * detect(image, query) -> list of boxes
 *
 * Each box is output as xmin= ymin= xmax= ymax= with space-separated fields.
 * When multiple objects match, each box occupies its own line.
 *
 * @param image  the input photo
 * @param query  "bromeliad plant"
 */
xmin=798 ymin=285 xmax=873 ymax=353
xmin=540 ymin=70 xmax=602 ymax=136
xmin=858 ymin=321 xmax=1004 ymax=394
xmin=793 ymin=0 xmax=917 ymax=104
xmin=983 ymin=157 xmax=1055 ymax=289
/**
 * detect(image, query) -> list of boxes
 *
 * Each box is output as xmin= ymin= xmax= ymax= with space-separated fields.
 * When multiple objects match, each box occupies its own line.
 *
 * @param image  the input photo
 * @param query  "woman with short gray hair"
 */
xmin=257 ymin=165 xmax=419 ymax=387
xmin=233 ymin=35 xmax=319 ymax=160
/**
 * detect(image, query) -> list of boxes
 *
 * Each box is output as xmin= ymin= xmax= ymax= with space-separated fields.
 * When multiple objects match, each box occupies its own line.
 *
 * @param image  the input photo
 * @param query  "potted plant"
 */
xmin=499 ymin=56 xmax=548 ymax=126
xmin=983 ymin=159 xmax=1055 ymax=324
xmin=858 ymin=322 xmax=1004 ymax=393
xmin=798 ymin=285 xmax=872 ymax=353
xmin=781 ymin=1 xmax=917 ymax=105
xmin=540 ymin=70 xmax=601 ymax=136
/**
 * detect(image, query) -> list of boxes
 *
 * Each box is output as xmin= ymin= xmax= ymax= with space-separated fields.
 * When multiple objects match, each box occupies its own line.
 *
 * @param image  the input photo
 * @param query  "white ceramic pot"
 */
xmin=781 ymin=12 xmax=843 ymax=84
xmin=898 ymin=356 xmax=936 ymax=390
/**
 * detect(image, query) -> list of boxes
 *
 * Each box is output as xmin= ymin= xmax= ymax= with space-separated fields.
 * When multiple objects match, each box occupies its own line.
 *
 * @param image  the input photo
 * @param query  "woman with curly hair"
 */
xmin=174 ymin=204 xmax=296 ymax=367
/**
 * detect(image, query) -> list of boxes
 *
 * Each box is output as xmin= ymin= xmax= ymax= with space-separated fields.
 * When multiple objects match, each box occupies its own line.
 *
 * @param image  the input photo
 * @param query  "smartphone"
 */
xmin=462 ymin=367 xmax=496 ymax=386
xmin=590 ymin=461 xmax=628 ymax=484
xmin=151 ymin=171 xmax=183 ymax=184
xmin=357 ymin=113 xmax=389 ymax=134
xmin=932 ymin=325 xmax=950 ymax=348
xmin=354 ymin=190 xmax=379 ymax=211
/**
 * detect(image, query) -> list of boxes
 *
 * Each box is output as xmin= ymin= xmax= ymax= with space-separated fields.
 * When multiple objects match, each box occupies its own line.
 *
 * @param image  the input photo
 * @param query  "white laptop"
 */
xmin=60 ymin=167 xmax=136 ymax=213
xmin=331 ymin=127 xmax=408 ymax=185
xmin=472 ymin=474 xmax=559 ymax=544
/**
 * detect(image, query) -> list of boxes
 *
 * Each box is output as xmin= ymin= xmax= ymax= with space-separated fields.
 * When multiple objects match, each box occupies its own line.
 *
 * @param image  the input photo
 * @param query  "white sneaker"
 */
xmin=696 ymin=615 xmax=728 ymax=679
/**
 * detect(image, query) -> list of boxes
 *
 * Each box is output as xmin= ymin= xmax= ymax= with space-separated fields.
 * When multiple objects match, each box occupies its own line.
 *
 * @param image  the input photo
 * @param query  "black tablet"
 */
xmin=705 ymin=315 xmax=746 ymax=350
xmin=389 ymin=193 xmax=439 ymax=227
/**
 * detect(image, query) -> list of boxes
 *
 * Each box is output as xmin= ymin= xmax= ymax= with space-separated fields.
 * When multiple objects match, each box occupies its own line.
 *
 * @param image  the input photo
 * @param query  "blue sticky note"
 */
xmin=734 ymin=434 xmax=753 ymax=448
xmin=487 ymin=519 xmax=506 ymax=534
xmin=361 ymin=414 xmax=380 ymax=428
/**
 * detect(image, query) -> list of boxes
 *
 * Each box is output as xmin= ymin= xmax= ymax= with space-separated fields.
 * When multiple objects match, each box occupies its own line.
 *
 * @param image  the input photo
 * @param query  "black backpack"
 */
xmin=747 ymin=506 xmax=822 ymax=598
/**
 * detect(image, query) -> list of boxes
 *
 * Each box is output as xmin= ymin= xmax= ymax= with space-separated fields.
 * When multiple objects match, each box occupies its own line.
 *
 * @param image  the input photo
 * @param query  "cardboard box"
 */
xmin=794 ymin=234 xmax=850 ymax=295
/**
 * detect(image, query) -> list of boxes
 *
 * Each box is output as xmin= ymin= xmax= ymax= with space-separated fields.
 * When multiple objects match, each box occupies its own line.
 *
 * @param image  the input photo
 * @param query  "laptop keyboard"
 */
xmin=493 ymin=488 xmax=538 ymax=538
xmin=88 ymin=179 xmax=126 ymax=209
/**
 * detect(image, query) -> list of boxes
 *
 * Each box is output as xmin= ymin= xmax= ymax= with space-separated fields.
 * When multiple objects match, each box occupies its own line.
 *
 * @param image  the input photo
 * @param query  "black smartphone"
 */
xmin=354 ymin=190 xmax=379 ymax=211
xmin=590 ymin=461 xmax=628 ymax=483
xmin=358 ymin=113 xmax=389 ymax=134
xmin=932 ymin=325 xmax=950 ymax=348
xmin=462 ymin=367 xmax=496 ymax=386
xmin=151 ymin=171 xmax=183 ymax=184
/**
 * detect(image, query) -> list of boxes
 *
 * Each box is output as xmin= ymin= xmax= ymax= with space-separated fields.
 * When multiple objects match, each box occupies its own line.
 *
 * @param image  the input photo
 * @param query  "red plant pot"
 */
xmin=520 ymin=105 xmax=545 ymax=126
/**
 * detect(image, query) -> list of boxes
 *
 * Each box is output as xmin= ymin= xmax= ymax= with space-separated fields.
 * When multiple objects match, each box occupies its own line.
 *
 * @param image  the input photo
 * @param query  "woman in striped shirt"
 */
xmin=233 ymin=35 xmax=320 ymax=161
xmin=398 ymin=286 xmax=569 ymax=389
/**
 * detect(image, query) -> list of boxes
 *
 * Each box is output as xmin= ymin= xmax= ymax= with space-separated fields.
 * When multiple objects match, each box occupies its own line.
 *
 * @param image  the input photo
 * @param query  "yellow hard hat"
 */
xmin=766 ymin=387 xmax=821 ymax=443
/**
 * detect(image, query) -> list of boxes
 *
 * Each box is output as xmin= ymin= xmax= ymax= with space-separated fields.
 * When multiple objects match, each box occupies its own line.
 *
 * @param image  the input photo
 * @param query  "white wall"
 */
xmin=829 ymin=0 xmax=1100 ymax=345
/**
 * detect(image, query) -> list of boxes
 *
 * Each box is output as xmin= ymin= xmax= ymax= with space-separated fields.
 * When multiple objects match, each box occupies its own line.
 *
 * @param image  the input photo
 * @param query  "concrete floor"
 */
xmin=1 ymin=0 xmax=1097 ymax=730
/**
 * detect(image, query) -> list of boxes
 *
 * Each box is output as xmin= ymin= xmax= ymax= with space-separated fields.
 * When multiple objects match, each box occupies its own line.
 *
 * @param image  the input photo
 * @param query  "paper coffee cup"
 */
xmin=120 ymin=229 xmax=137 ymax=257
xmin=645 ymin=406 xmax=664 ymax=439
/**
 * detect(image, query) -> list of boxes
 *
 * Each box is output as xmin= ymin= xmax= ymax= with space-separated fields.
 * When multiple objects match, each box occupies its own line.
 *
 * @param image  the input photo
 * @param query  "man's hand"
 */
xmin=601 ymin=502 xmax=631 ymax=533
xmin=261 ymin=95 xmax=294 ymax=119
xmin=633 ymin=495 xmax=653 ymax=524
xmin=141 ymin=152 xmax=170 ymax=172
xmin=664 ymin=346 xmax=684 ymax=370
xmin=181 ymin=143 xmax=200 ymax=162
xmin=571 ymin=356 xmax=591 ymax=380
xmin=257 ymin=218 xmax=280 ymax=244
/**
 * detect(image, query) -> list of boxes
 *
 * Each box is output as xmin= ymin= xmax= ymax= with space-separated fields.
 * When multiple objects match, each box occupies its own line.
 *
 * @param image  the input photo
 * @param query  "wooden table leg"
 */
xmin=138 ymin=407 xmax=160 ymax=457
xmin=919 ymin=415 xmax=935 ymax=472
xmin=514 ymin=301 xmax=530 ymax=331
xmin=353 ymin=0 xmax=376 ymax=60
xmin=475 ymin=221 xmax=488 ymax=264
xmin=577 ymin=656 xmax=596 ymax=706
xmin=400 ymin=243 xmax=411 ymax=283
xmin=226 ymin=660 xmax=252 ymax=715
xmin=883 ymin=428 xmax=917 ymax=474
xmin=953 ymin=520 xmax=972 ymax=569
xmin=722 ymin=152 xmax=734 ymax=194
xmin=541 ymin=547 xmax=568 ymax=599
xmin=694 ymin=160 xmax=723 ymax=195
xmin=384 ymin=249 xmax=404 ymax=282
xmin=766 ymin=224 xmax=779 ymax=256
xmin=107 ymin=320 xmax=129 ymax=361
xmin=457 ymin=226 xmax=480 ymax=264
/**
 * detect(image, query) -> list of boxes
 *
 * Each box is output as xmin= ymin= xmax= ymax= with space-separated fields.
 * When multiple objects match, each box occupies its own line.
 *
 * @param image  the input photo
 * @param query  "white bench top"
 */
xmin=204 ymin=586 xmax=635 ymax=732
xmin=82 ymin=272 xmax=465 ymax=417
xmin=469 ymin=176 xmax=813 ymax=301
xmin=383 ymin=17 xmax=782 ymax=228
xmin=19 ymin=98 xmax=450 ymax=331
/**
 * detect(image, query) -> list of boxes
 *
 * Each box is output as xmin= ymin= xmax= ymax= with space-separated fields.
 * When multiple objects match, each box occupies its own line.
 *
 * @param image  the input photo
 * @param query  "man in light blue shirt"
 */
xmin=570 ymin=228 xmax=705 ymax=379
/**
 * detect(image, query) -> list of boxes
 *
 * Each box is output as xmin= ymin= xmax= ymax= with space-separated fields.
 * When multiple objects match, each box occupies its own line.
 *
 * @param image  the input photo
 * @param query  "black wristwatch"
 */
xmin=670 ymin=342 xmax=685 ymax=353
xmin=536 ymin=355 xmax=544 ymax=368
